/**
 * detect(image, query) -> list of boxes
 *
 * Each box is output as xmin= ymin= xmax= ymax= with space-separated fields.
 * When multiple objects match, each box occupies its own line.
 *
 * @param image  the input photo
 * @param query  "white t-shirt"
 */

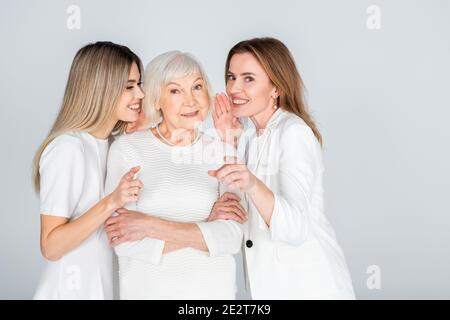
xmin=34 ymin=132 xmax=113 ymax=300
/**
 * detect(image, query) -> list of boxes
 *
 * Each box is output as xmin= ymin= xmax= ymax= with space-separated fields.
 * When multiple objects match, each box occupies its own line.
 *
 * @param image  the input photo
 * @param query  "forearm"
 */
xmin=41 ymin=196 xmax=116 ymax=260
xmin=146 ymin=218 xmax=208 ymax=252
xmin=163 ymin=241 xmax=187 ymax=254
xmin=247 ymin=178 xmax=275 ymax=226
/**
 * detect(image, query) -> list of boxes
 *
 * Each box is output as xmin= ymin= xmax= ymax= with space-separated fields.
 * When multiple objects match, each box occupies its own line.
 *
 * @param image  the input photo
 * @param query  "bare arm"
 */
xmin=40 ymin=197 xmax=116 ymax=261
xmin=105 ymin=193 xmax=246 ymax=255
xmin=106 ymin=209 xmax=208 ymax=252
xmin=41 ymin=167 xmax=143 ymax=261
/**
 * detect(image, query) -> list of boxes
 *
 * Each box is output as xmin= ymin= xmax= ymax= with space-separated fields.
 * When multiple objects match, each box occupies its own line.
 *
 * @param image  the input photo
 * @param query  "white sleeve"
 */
xmin=196 ymin=141 xmax=244 ymax=257
xmin=269 ymin=123 xmax=321 ymax=246
xmin=105 ymin=139 xmax=165 ymax=265
xmin=39 ymin=135 xmax=85 ymax=218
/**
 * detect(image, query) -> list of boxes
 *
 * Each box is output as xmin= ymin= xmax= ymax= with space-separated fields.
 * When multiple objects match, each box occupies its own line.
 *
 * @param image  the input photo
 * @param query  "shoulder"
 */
xmin=112 ymin=130 xmax=149 ymax=145
xmin=42 ymin=132 xmax=84 ymax=161
xmin=277 ymin=111 xmax=318 ymax=148
xmin=110 ymin=130 xmax=150 ymax=152
xmin=39 ymin=132 xmax=86 ymax=173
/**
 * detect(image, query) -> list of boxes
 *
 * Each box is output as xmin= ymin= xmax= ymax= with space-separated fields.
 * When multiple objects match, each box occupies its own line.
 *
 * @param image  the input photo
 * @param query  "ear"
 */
xmin=271 ymin=87 xmax=279 ymax=99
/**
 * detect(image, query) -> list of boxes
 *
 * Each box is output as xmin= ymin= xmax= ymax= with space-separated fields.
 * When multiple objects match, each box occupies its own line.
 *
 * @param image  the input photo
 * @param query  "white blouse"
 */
xmin=239 ymin=109 xmax=355 ymax=299
xmin=33 ymin=131 xmax=113 ymax=300
xmin=105 ymin=130 xmax=244 ymax=300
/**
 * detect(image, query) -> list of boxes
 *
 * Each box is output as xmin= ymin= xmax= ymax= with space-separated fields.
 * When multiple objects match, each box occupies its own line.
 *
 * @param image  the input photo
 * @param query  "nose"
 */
xmin=183 ymin=91 xmax=195 ymax=107
xmin=135 ymin=85 xmax=145 ymax=100
xmin=227 ymin=78 xmax=242 ymax=95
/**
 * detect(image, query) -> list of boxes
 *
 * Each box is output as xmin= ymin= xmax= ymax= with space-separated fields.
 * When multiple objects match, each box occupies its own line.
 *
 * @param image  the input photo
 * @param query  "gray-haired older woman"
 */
xmin=104 ymin=51 xmax=246 ymax=299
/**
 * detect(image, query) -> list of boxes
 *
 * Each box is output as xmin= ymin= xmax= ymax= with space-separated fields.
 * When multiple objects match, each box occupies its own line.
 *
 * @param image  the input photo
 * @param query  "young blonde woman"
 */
xmin=32 ymin=42 xmax=145 ymax=299
xmin=210 ymin=37 xmax=356 ymax=299
xmin=104 ymin=51 xmax=245 ymax=299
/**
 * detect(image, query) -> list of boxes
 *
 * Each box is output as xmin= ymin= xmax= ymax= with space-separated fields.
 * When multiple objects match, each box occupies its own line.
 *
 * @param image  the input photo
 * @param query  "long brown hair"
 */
xmin=225 ymin=37 xmax=322 ymax=146
xmin=32 ymin=41 xmax=142 ymax=192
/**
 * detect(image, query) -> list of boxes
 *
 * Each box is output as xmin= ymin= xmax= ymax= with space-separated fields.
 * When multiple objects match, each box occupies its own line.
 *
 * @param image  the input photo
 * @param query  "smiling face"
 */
xmin=226 ymin=52 xmax=278 ymax=118
xmin=157 ymin=73 xmax=209 ymax=130
xmin=115 ymin=62 xmax=145 ymax=122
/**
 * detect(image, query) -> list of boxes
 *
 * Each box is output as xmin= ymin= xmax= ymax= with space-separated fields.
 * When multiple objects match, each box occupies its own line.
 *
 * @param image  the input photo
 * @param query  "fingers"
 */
xmin=122 ymin=166 xmax=141 ymax=182
xmin=219 ymin=93 xmax=231 ymax=113
xmin=212 ymin=210 xmax=246 ymax=224
xmin=128 ymin=186 xmax=141 ymax=196
xmin=215 ymin=164 xmax=245 ymax=180
xmin=220 ymin=202 xmax=247 ymax=221
xmin=215 ymin=93 xmax=227 ymax=116
xmin=224 ymin=156 xmax=244 ymax=165
xmin=208 ymin=169 xmax=218 ymax=177
xmin=107 ymin=230 xmax=122 ymax=242
xmin=111 ymin=235 xmax=128 ymax=246
xmin=105 ymin=224 xmax=117 ymax=234
xmin=219 ymin=192 xmax=240 ymax=202
xmin=214 ymin=95 xmax=224 ymax=118
xmin=212 ymin=199 xmax=247 ymax=223
xmin=105 ymin=216 xmax=119 ymax=226
xmin=129 ymin=179 xmax=144 ymax=188
xmin=221 ymin=172 xmax=242 ymax=186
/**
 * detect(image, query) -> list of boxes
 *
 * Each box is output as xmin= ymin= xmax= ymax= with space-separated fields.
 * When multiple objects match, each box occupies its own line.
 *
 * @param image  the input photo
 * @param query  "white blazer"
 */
xmin=34 ymin=131 xmax=113 ymax=300
xmin=239 ymin=109 xmax=355 ymax=299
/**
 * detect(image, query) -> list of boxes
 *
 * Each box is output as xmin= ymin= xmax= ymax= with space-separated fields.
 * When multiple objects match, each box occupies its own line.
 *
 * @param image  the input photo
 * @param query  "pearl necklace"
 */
xmin=155 ymin=123 xmax=200 ymax=147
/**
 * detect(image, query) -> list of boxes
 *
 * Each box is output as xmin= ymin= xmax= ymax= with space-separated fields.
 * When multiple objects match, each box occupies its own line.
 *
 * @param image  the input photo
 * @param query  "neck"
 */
xmin=250 ymin=107 xmax=277 ymax=135
xmin=89 ymin=119 xmax=116 ymax=139
xmin=158 ymin=120 xmax=197 ymax=146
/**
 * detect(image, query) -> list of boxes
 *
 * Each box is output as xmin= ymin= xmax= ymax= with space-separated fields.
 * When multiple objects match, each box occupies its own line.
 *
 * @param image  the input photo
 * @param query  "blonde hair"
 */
xmin=225 ymin=37 xmax=323 ymax=146
xmin=142 ymin=51 xmax=213 ymax=127
xmin=32 ymin=41 xmax=142 ymax=192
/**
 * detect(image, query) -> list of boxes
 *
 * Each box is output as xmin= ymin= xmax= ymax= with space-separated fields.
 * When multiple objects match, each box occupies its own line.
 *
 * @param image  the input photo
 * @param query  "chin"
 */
xmin=123 ymin=115 xmax=139 ymax=123
xmin=231 ymin=109 xmax=248 ymax=118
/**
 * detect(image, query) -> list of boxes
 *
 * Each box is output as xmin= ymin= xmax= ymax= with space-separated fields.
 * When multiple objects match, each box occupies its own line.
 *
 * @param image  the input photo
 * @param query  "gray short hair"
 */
xmin=142 ymin=51 xmax=213 ymax=127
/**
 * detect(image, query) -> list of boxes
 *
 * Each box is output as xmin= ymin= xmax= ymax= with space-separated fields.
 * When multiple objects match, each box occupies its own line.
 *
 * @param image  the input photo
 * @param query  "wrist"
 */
xmin=104 ymin=194 xmax=119 ymax=212
xmin=145 ymin=215 xmax=160 ymax=238
xmin=246 ymin=176 xmax=266 ymax=199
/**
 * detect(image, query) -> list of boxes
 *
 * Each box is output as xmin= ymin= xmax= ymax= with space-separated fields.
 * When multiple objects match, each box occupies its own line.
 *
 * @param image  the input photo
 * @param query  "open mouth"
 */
xmin=232 ymin=99 xmax=249 ymax=107
xmin=127 ymin=104 xmax=141 ymax=113
xmin=180 ymin=110 xmax=199 ymax=118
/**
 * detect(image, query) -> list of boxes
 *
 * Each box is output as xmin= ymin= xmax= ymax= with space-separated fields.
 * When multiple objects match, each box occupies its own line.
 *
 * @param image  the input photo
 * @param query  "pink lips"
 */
xmin=181 ymin=111 xmax=199 ymax=117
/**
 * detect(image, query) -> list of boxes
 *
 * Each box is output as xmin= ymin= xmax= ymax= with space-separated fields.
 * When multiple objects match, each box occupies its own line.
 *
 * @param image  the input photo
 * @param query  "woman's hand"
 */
xmin=107 ymin=166 xmax=143 ymax=210
xmin=212 ymin=93 xmax=243 ymax=147
xmin=208 ymin=192 xmax=247 ymax=224
xmin=104 ymin=208 xmax=152 ymax=245
xmin=208 ymin=156 xmax=258 ymax=193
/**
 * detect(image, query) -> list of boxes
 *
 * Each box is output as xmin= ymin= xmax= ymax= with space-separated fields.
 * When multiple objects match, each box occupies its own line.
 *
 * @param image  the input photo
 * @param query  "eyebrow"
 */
xmin=127 ymin=79 xmax=139 ymax=83
xmin=227 ymin=71 xmax=256 ymax=77
xmin=166 ymin=77 xmax=203 ymax=86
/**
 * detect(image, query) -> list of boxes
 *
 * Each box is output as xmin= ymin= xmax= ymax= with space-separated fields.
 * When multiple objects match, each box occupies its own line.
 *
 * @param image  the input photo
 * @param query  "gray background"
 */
xmin=1 ymin=0 xmax=449 ymax=299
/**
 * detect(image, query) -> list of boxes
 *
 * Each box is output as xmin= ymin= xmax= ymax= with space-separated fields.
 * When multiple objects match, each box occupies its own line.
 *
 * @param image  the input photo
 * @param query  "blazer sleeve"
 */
xmin=195 ymin=142 xmax=244 ymax=256
xmin=269 ymin=122 xmax=322 ymax=246
xmin=105 ymin=139 xmax=165 ymax=265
